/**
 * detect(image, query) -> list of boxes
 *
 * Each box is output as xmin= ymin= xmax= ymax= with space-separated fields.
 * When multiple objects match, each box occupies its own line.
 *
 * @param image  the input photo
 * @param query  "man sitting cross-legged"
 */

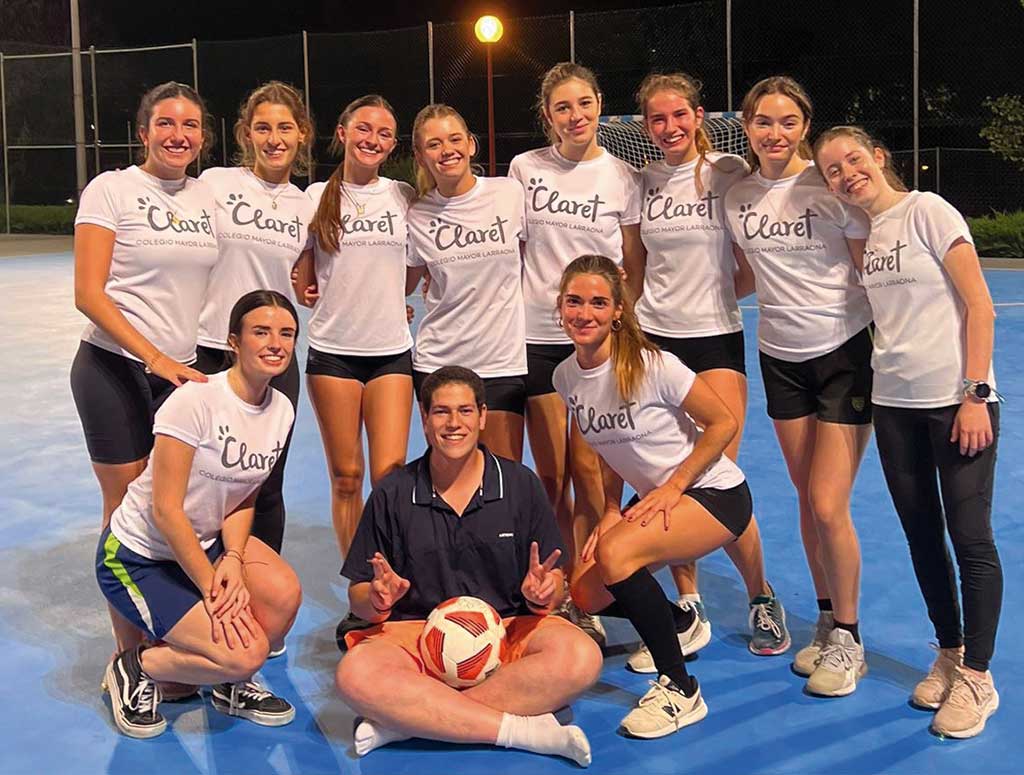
xmin=335 ymin=366 xmax=602 ymax=767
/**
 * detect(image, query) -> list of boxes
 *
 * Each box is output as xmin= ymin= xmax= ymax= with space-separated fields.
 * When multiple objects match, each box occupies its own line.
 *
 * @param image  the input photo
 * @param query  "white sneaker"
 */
xmin=806 ymin=628 xmax=867 ymax=697
xmin=793 ymin=611 xmax=834 ymax=676
xmin=620 ymin=675 xmax=708 ymax=739
xmin=563 ymin=600 xmax=607 ymax=648
xmin=911 ymin=644 xmax=963 ymax=710
xmin=626 ymin=600 xmax=711 ymax=673
xmin=932 ymin=667 xmax=999 ymax=738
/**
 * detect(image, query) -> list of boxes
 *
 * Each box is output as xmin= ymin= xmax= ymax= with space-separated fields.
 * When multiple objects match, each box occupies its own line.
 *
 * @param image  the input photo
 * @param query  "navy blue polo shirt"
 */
xmin=341 ymin=446 xmax=565 ymax=621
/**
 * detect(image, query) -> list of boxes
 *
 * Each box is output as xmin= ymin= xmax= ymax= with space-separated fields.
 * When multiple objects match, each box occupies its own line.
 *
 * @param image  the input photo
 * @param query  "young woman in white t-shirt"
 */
xmin=628 ymin=71 xmax=789 ymax=669
xmin=405 ymin=104 xmax=528 ymax=460
xmin=71 ymin=82 xmax=218 ymax=658
xmin=815 ymin=126 xmax=1002 ymax=739
xmin=725 ymin=77 xmax=872 ymax=696
xmin=508 ymin=63 xmax=643 ymax=643
xmin=553 ymin=255 xmax=758 ymax=739
xmin=96 ymin=290 xmax=301 ymax=739
xmin=291 ymin=95 xmax=415 ymax=560
xmin=194 ymin=81 xmax=315 ymax=555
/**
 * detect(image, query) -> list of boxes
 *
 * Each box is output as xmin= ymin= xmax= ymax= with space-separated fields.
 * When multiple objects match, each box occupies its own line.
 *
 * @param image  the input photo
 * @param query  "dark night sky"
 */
xmin=4 ymin=0 xmax=696 ymax=47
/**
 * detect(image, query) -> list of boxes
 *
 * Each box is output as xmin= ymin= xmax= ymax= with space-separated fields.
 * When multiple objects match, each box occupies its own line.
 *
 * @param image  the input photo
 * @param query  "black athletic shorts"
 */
xmin=625 ymin=480 xmax=753 ymax=538
xmin=644 ymin=330 xmax=746 ymax=375
xmin=525 ymin=343 xmax=575 ymax=398
xmin=306 ymin=347 xmax=412 ymax=385
xmin=196 ymin=344 xmax=301 ymax=409
xmin=413 ymin=370 xmax=527 ymax=415
xmin=758 ymin=327 xmax=873 ymax=424
xmin=70 ymin=341 xmax=177 ymax=465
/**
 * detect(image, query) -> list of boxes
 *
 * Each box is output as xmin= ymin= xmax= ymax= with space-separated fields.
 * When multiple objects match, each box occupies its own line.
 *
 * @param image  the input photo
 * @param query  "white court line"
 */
xmin=739 ymin=303 xmax=1024 ymax=309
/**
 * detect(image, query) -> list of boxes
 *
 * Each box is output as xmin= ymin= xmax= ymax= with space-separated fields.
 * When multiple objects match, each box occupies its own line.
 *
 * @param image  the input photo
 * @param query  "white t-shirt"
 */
xmin=724 ymin=165 xmax=873 ymax=361
xmin=75 ymin=166 xmax=219 ymax=363
xmin=864 ymin=191 xmax=996 ymax=408
xmin=638 ymin=153 xmax=748 ymax=337
xmin=196 ymin=167 xmax=314 ymax=349
xmin=509 ymin=146 xmax=642 ymax=343
xmin=306 ymin=177 xmax=415 ymax=356
xmin=407 ymin=177 xmax=527 ymax=377
xmin=110 ymin=371 xmax=295 ymax=561
xmin=552 ymin=349 xmax=745 ymax=497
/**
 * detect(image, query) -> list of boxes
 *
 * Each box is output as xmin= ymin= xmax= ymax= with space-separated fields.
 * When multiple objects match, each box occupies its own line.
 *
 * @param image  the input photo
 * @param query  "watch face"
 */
xmin=975 ymin=383 xmax=992 ymax=399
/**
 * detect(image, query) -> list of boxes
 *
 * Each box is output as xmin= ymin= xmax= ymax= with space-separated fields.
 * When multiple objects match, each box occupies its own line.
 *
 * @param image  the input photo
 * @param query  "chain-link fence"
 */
xmin=3 ymin=0 xmax=1023 ymax=232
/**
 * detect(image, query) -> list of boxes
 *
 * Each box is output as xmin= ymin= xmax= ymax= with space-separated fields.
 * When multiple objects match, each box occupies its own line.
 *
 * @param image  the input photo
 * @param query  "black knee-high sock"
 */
xmin=597 ymin=600 xmax=696 ymax=633
xmin=605 ymin=569 xmax=696 ymax=694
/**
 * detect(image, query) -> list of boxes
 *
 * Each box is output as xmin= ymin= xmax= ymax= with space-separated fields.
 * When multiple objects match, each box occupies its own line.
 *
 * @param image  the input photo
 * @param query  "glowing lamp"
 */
xmin=475 ymin=15 xmax=504 ymax=44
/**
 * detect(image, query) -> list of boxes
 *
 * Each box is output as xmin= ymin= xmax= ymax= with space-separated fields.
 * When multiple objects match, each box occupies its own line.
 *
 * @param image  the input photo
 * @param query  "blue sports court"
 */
xmin=1 ymin=244 xmax=1019 ymax=773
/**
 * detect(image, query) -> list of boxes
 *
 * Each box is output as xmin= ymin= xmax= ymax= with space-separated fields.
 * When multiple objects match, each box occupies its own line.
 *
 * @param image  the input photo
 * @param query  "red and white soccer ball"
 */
xmin=418 ymin=596 xmax=506 ymax=688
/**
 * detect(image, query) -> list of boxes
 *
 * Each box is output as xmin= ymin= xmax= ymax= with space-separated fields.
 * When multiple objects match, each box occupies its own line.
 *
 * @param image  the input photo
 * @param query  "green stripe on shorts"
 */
xmin=103 ymin=531 xmax=156 ymax=634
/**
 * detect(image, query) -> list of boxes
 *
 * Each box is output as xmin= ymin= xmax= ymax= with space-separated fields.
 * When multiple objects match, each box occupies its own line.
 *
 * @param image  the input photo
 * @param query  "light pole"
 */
xmin=474 ymin=15 xmax=503 ymax=176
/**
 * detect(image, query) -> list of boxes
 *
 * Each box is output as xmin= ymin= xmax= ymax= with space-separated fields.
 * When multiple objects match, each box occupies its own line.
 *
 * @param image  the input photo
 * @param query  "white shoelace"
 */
xmin=945 ymin=670 xmax=991 ymax=710
xmin=752 ymin=602 xmax=782 ymax=637
xmin=638 ymin=679 xmax=684 ymax=714
xmin=818 ymin=639 xmax=859 ymax=672
xmin=228 ymin=680 xmax=273 ymax=710
xmin=129 ymin=676 xmax=162 ymax=720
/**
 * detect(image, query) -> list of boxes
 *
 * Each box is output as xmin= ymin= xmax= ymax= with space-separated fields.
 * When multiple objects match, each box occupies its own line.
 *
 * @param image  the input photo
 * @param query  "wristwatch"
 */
xmin=963 ymin=379 xmax=1002 ymax=402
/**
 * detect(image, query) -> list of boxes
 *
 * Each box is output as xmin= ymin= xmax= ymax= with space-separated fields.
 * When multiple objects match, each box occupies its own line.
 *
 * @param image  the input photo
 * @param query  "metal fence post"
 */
xmin=427 ymin=22 xmax=435 ymax=104
xmin=71 ymin=0 xmax=88 ymax=195
xmin=569 ymin=11 xmax=576 ymax=64
xmin=726 ymin=0 xmax=733 ymax=111
xmin=1 ymin=52 xmax=9 ymax=234
xmin=935 ymin=147 xmax=940 ymax=194
xmin=303 ymin=30 xmax=312 ymax=184
xmin=89 ymin=46 xmax=100 ymax=175
xmin=192 ymin=38 xmax=201 ymax=173
xmin=126 ymin=120 xmax=133 ymax=166
xmin=221 ymin=117 xmax=227 ymax=165
xmin=912 ymin=0 xmax=919 ymax=190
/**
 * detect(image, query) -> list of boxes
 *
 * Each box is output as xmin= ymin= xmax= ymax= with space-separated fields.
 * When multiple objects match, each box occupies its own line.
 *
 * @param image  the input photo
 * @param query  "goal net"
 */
xmin=597 ymin=112 xmax=748 ymax=171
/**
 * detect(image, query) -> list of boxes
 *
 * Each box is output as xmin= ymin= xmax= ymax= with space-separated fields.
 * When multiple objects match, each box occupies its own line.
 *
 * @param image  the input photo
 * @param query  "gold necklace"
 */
xmin=341 ymin=181 xmax=368 ymax=216
xmin=249 ymin=168 xmax=288 ymax=210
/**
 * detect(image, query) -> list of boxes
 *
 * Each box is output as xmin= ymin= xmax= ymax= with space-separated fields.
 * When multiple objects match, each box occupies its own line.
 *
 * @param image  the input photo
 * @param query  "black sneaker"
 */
xmin=211 ymin=680 xmax=296 ymax=726
xmin=336 ymin=612 xmax=374 ymax=652
xmin=104 ymin=646 xmax=166 ymax=739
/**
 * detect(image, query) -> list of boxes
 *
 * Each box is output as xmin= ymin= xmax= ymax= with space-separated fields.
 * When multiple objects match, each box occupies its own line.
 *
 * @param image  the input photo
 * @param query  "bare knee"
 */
xmin=214 ymin=639 xmax=269 ymax=682
xmin=808 ymin=490 xmax=853 ymax=533
xmin=594 ymin=530 xmax=638 ymax=584
xmin=369 ymin=459 xmax=402 ymax=487
xmin=335 ymin=649 xmax=379 ymax=707
xmin=331 ymin=466 xmax=364 ymax=500
xmin=553 ymin=632 xmax=603 ymax=690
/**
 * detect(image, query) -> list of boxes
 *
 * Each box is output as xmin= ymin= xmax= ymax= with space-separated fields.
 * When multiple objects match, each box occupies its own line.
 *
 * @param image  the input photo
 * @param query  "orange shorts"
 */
xmin=344 ymin=614 xmax=578 ymax=674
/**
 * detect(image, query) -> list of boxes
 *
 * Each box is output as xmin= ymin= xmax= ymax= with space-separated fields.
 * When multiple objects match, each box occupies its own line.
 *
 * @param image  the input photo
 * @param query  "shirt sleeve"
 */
xmin=840 ymin=200 xmax=871 ymax=240
xmin=75 ymin=172 xmax=121 ymax=231
xmin=620 ymin=167 xmax=642 ymax=226
xmin=341 ymin=486 xmax=393 ymax=582
xmin=915 ymin=193 xmax=975 ymax=260
xmin=523 ymin=468 xmax=566 ymax=570
xmin=152 ymin=384 xmax=206 ymax=448
xmin=654 ymin=351 xmax=697 ymax=408
xmin=405 ymin=217 xmax=426 ymax=267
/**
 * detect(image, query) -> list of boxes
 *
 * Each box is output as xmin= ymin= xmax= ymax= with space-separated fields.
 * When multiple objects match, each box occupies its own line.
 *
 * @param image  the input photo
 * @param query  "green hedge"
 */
xmin=967 ymin=211 xmax=1024 ymax=258
xmin=1 ymin=205 xmax=77 ymax=234
xmin=3 ymin=200 xmax=1023 ymax=258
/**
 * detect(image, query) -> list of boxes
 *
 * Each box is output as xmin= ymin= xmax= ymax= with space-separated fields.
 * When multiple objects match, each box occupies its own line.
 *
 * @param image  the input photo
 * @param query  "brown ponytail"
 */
xmin=309 ymin=94 xmax=397 ymax=254
xmin=558 ymin=254 xmax=661 ymax=401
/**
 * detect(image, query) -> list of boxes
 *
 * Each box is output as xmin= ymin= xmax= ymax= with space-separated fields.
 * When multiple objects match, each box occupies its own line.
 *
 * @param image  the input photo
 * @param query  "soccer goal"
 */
xmin=596 ymin=112 xmax=748 ymax=171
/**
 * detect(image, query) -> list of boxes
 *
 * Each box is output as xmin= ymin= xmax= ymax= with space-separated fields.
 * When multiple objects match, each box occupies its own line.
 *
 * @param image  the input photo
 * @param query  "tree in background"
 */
xmin=979 ymin=1 xmax=1024 ymax=171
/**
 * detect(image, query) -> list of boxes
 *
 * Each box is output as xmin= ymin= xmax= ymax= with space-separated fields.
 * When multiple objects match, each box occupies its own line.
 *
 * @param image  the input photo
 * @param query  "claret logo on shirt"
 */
xmin=645 ymin=186 xmax=719 ymax=222
xmin=738 ymin=202 xmax=817 ymax=241
xmin=137 ymin=196 xmax=213 ymax=235
xmin=227 ymin=193 xmax=303 ymax=243
xmin=216 ymin=424 xmax=284 ymax=472
xmin=863 ymin=240 xmax=907 ymax=275
xmin=526 ymin=177 xmax=605 ymax=223
xmin=340 ymin=210 xmax=398 ymax=237
xmin=429 ymin=215 xmax=508 ymax=251
xmin=568 ymin=395 xmax=639 ymax=435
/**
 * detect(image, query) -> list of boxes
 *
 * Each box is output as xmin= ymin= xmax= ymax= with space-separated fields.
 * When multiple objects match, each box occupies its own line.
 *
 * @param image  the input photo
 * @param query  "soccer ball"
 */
xmin=418 ymin=596 xmax=506 ymax=688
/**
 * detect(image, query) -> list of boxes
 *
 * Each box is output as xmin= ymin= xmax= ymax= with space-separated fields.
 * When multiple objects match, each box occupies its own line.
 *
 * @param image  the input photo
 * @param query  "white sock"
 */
xmin=678 ymin=593 xmax=702 ymax=606
xmin=353 ymin=718 xmax=409 ymax=756
xmin=496 ymin=712 xmax=591 ymax=767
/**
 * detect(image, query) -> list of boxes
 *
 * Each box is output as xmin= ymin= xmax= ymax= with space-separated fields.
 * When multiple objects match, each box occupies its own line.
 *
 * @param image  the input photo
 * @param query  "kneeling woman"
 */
xmin=96 ymin=291 xmax=302 ymax=739
xmin=554 ymin=255 xmax=756 ymax=739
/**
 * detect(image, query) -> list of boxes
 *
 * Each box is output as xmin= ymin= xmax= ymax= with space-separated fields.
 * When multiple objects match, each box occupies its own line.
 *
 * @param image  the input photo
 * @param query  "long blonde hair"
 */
xmin=636 ymin=72 xmax=716 ymax=194
xmin=740 ymin=76 xmax=814 ymax=173
xmin=309 ymin=94 xmax=397 ymax=253
xmin=812 ymin=125 xmax=908 ymax=193
xmin=411 ymin=103 xmax=475 ymax=197
xmin=537 ymin=62 xmax=602 ymax=146
xmin=558 ymin=255 xmax=660 ymax=401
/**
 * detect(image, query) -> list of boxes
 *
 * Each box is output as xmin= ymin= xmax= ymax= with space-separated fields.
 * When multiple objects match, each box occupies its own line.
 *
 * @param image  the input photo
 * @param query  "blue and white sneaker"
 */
xmin=748 ymin=584 xmax=791 ymax=656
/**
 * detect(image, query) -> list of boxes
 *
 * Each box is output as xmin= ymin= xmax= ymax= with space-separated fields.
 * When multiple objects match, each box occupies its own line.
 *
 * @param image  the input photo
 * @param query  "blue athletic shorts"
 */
xmin=95 ymin=526 xmax=223 ymax=640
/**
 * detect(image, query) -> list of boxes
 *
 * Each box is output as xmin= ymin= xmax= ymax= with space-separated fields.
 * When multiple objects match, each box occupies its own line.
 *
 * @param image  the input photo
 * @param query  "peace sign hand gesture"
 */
xmin=368 ymin=552 xmax=411 ymax=613
xmin=521 ymin=541 xmax=563 ymax=613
